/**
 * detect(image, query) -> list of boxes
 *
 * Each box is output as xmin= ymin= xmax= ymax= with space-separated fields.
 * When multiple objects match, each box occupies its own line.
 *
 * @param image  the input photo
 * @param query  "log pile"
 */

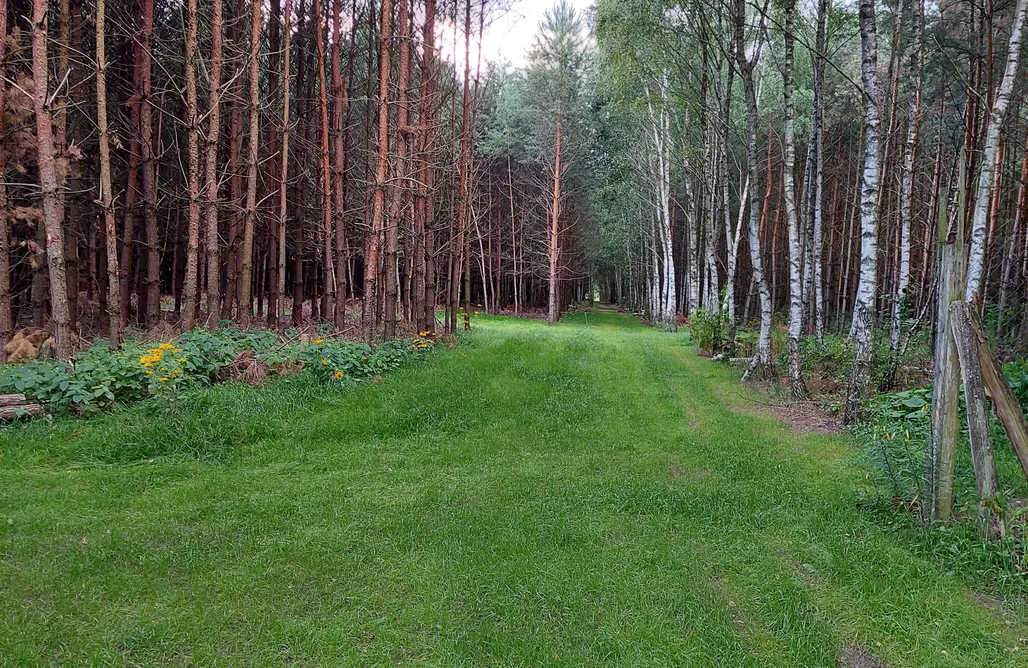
xmin=0 ymin=395 xmax=44 ymax=421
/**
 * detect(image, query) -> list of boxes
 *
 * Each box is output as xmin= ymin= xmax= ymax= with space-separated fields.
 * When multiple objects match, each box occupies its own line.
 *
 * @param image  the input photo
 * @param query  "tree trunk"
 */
xmin=312 ymin=0 xmax=336 ymax=328
xmin=181 ymin=0 xmax=202 ymax=330
xmin=277 ymin=0 xmax=293 ymax=330
xmin=414 ymin=0 xmax=437 ymax=333
xmin=734 ymin=0 xmax=774 ymax=380
xmin=238 ymin=0 xmax=262 ymax=328
xmin=845 ymin=0 xmax=882 ymax=424
xmin=966 ymin=0 xmax=1028 ymax=301
xmin=548 ymin=119 xmax=563 ymax=327
xmin=892 ymin=0 xmax=924 ymax=350
xmin=31 ymin=0 xmax=72 ymax=360
xmin=96 ymin=0 xmax=121 ymax=348
xmin=385 ymin=0 xmax=412 ymax=339
xmin=0 ymin=0 xmax=9 ymax=362
xmin=139 ymin=0 xmax=159 ymax=329
xmin=783 ymin=0 xmax=807 ymax=398
xmin=331 ymin=0 xmax=353 ymax=330
xmin=362 ymin=0 xmax=391 ymax=340
xmin=204 ymin=0 xmax=225 ymax=325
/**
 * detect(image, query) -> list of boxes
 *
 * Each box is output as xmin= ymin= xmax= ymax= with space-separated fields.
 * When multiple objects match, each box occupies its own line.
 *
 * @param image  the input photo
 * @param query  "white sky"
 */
xmin=440 ymin=0 xmax=594 ymax=71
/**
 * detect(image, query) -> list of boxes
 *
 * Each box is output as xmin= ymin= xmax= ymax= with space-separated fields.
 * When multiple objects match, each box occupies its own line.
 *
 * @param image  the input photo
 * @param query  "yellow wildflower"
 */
xmin=322 ymin=359 xmax=328 ymax=365
xmin=314 ymin=339 xmax=324 ymax=345
xmin=334 ymin=371 xmax=344 ymax=380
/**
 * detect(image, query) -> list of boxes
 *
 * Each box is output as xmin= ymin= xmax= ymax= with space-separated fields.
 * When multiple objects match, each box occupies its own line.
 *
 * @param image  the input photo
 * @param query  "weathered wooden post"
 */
xmin=950 ymin=300 xmax=1000 ymax=529
xmin=925 ymin=188 xmax=962 ymax=522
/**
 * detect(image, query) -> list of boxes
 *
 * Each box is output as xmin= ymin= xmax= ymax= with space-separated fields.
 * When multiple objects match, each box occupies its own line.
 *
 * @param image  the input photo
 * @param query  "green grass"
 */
xmin=2 ymin=310 xmax=1026 ymax=665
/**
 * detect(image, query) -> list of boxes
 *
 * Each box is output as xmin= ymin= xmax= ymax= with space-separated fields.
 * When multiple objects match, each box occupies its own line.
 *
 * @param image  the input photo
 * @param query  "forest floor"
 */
xmin=2 ymin=309 xmax=1027 ymax=666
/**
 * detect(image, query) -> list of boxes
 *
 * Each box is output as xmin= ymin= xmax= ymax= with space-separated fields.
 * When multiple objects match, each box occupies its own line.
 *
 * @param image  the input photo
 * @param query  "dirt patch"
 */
xmin=668 ymin=461 xmax=711 ymax=481
xmin=707 ymin=576 xmax=746 ymax=629
xmin=728 ymin=392 xmax=843 ymax=436
xmin=967 ymin=590 xmax=1007 ymax=619
xmin=838 ymin=643 xmax=887 ymax=668
xmin=767 ymin=401 xmax=843 ymax=436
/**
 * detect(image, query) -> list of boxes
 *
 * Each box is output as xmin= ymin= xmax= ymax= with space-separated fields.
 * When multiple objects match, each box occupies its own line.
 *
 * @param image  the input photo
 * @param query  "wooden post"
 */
xmin=969 ymin=310 xmax=1028 ymax=481
xmin=950 ymin=300 xmax=1000 ymax=528
xmin=926 ymin=241 xmax=961 ymax=522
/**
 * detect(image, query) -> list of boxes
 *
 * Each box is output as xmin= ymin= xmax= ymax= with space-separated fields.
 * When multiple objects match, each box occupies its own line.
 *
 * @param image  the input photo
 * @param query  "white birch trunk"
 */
xmin=735 ymin=0 xmax=774 ymax=380
xmin=892 ymin=0 xmax=924 ymax=349
xmin=966 ymin=0 xmax=1028 ymax=302
xmin=783 ymin=0 xmax=807 ymax=397
xmin=845 ymin=0 xmax=882 ymax=423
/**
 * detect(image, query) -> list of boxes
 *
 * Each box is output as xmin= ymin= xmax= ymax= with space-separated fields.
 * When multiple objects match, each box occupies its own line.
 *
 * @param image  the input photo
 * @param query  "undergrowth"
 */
xmin=0 ymin=327 xmax=437 ymax=416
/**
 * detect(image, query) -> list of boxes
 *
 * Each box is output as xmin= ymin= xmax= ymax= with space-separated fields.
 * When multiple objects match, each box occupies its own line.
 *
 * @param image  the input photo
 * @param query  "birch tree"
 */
xmin=734 ymin=0 xmax=774 ymax=380
xmin=891 ymin=0 xmax=923 ymax=350
xmin=966 ymin=0 xmax=1028 ymax=302
xmin=783 ymin=0 xmax=806 ymax=397
xmin=845 ymin=0 xmax=882 ymax=424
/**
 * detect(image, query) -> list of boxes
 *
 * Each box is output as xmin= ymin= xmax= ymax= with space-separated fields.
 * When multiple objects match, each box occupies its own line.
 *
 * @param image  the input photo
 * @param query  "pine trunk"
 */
xmin=32 ymin=0 xmax=72 ymax=360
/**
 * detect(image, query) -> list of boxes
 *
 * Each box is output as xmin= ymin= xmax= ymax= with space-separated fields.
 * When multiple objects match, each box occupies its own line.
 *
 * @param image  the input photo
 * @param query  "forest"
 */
xmin=5 ymin=0 xmax=1028 ymax=663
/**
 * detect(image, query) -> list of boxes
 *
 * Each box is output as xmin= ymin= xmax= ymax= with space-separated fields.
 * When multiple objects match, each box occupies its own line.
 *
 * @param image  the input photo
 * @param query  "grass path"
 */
xmin=1 ymin=310 xmax=1026 ymax=665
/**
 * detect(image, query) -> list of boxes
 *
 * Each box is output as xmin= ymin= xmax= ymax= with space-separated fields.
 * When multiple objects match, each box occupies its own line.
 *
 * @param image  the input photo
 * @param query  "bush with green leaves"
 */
xmin=1005 ymin=358 xmax=1028 ymax=410
xmin=687 ymin=308 xmax=729 ymax=356
xmin=0 ymin=329 xmax=434 ymax=416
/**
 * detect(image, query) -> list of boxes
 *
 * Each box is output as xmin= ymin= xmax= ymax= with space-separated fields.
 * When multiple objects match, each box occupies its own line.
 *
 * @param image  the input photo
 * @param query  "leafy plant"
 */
xmin=0 ymin=329 xmax=434 ymax=417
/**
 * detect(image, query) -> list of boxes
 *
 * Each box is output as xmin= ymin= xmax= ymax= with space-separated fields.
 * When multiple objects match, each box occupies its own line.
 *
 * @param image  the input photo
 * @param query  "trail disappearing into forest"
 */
xmin=2 ymin=310 xmax=1026 ymax=665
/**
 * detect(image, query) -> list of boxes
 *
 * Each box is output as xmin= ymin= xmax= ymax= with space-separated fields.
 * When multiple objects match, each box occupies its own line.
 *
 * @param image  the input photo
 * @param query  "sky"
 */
xmin=440 ymin=0 xmax=594 ymax=71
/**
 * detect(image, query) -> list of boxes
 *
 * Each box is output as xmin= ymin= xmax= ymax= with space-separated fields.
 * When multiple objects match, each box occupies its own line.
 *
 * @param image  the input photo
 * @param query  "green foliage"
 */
xmin=854 ymin=387 xmax=932 ymax=501
xmin=687 ymin=308 xmax=728 ymax=356
xmin=1005 ymin=358 xmax=1028 ymax=409
xmin=0 ymin=329 xmax=433 ymax=416
xmin=799 ymin=335 xmax=853 ymax=383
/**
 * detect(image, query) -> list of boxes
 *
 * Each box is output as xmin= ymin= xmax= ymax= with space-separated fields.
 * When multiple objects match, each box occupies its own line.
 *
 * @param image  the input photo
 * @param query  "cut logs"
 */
xmin=0 ymin=394 xmax=44 ymax=421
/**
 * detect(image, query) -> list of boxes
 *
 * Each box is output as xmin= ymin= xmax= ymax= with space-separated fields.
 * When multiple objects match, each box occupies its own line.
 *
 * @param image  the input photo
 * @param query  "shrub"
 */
xmin=0 ymin=329 xmax=435 ymax=417
xmin=687 ymin=308 xmax=729 ymax=356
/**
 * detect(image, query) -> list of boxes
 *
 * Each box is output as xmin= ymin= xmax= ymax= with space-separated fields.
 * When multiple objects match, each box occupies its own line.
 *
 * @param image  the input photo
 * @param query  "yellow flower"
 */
xmin=145 ymin=371 xmax=154 ymax=375
xmin=474 ymin=311 xmax=479 ymax=316
xmin=322 ymin=359 xmax=328 ymax=365
xmin=159 ymin=378 xmax=167 ymax=383
xmin=334 ymin=371 xmax=344 ymax=380
xmin=177 ymin=358 xmax=185 ymax=363
xmin=314 ymin=339 xmax=324 ymax=345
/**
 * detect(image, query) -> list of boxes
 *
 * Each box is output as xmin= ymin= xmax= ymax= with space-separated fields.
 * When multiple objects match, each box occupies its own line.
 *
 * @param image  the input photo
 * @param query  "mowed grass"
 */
xmin=1 ymin=310 xmax=1026 ymax=666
